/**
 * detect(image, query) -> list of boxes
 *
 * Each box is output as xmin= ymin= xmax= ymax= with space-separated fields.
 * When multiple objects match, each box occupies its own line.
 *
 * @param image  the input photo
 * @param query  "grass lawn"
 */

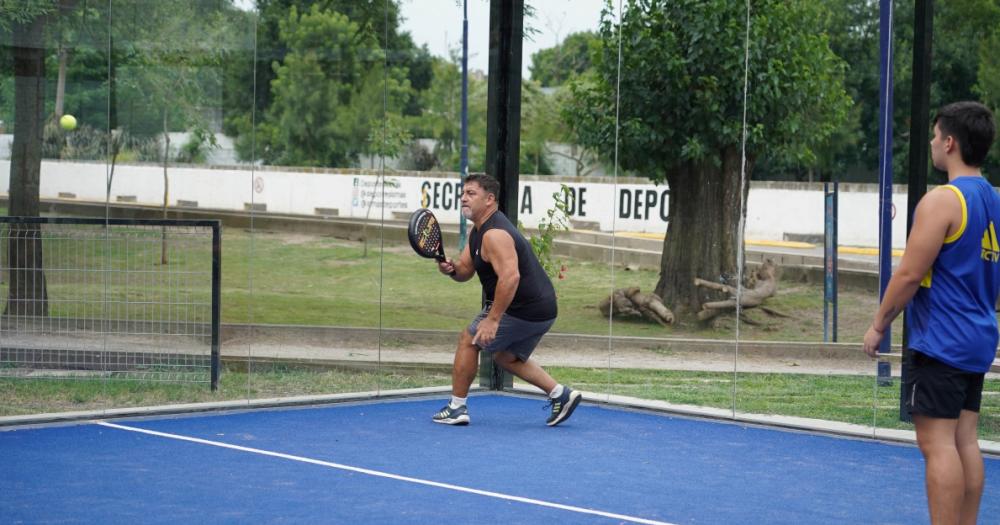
xmin=220 ymin=229 xmax=890 ymax=343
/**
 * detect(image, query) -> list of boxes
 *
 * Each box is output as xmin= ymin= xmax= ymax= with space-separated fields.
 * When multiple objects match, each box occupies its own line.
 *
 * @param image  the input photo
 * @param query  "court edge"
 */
xmin=1 ymin=385 xmax=997 ymax=458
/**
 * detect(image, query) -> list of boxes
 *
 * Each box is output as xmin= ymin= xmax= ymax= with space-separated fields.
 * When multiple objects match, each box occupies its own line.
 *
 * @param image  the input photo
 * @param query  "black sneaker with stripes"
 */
xmin=432 ymin=404 xmax=470 ymax=425
xmin=545 ymin=387 xmax=582 ymax=426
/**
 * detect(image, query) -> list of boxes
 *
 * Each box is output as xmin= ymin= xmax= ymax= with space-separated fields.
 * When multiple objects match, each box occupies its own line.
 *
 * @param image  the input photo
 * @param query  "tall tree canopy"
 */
xmin=258 ymin=5 xmax=412 ymax=167
xmin=529 ymin=31 xmax=598 ymax=87
xmin=567 ymin=0 xmax=851 ymax=316
xmin=226 ymin=0 xmax=431 ymax=165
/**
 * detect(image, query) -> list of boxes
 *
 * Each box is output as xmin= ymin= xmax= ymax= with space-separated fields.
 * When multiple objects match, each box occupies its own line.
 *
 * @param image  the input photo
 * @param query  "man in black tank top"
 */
xmin=430 ymin=173 xmax=581 ymax=427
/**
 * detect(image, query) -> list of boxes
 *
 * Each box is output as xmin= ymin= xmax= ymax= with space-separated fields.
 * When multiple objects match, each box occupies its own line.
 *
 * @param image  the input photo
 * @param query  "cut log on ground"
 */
xmin=694 ymin=259 xmax=779 ymax=322
xmin=599 ymin=287 xmax=674 ymax=326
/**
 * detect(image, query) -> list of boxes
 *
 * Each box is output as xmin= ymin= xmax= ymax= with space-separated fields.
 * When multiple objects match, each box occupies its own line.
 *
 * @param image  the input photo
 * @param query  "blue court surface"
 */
xmin=2 ymin=393 xmax=998 ymax=524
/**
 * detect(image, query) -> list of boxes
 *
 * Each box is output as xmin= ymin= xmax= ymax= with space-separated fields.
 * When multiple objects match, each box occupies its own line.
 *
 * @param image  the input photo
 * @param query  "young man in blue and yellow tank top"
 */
xmin=430 ymin=173 xmax=582 ymax=427
xmin=863 ymin=101 xmax=998 ymax=525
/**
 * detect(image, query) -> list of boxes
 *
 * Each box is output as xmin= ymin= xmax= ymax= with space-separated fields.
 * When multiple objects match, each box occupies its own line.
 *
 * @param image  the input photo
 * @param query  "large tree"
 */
xmin=226 ymin=0 xmax=431 ymax=163
xmin=567 ymin=0 xmax=851 ymax=317
xmin=809 ymin=0 xmax=1000 ymax=184
xmin=529 ymin=31 xmax=598 ymax=87
xmin=2 ymin=0 xmax=79 ymax=316
xmin=260 ymin=5 xmax=412 ymax=167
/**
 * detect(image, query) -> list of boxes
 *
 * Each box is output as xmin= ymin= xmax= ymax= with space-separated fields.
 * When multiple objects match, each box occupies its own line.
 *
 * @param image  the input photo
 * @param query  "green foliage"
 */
xmin=806 ymin=0 xmax=1000 ymax=184
xmin=259 ymin=5 xmax=412 ymax=168
xmin=518 ymin=81 xmax=561 ymax=175
xmin=0 ymin=0 xmax=58 ymax=30
xmin=521 ymin=185 xmax=571 ymax=280
xmin=226 ymin=0 xmax=431 ymax=162
xmin=529 ymin=31 xmax=598 ymax=87
xmin=176 ymin=126 xmax=219 ymax=164
xmin=408 ymin=54 xmax=488 ymax=172
xmin=110 ymin=1 xmax=232 ymax=140
xmin=366 ymin=116 xmax=412 ymax=167
xmin=567 ymin=0 xmax=852 ymax=183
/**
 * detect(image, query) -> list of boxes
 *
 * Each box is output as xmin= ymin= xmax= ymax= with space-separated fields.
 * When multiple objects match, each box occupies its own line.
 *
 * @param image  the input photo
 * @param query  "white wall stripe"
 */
xmin=94 ymin=420 xmax=676 ymax=525
xmin=0 ymin=159 xmax=914 ymax=248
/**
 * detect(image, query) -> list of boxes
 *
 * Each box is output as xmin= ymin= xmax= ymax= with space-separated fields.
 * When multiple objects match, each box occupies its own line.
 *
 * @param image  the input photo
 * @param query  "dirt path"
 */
xmin=224 ymin=339 xmax=884 ymax=376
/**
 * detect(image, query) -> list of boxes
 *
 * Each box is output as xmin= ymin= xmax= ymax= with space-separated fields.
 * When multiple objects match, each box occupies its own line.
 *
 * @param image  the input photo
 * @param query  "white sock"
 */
xmin=548 ymin=384 xmax=564 ymax=399
xmin=450 ymin=395 xmax=467 ymax=409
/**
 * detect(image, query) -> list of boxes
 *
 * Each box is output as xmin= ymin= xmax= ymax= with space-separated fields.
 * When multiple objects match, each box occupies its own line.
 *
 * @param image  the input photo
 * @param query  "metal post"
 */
xmin=823 ymin=182 xmax=839 ymax=343
xmin=900 ymin=0 xmax=934 ymax=420
xmin=211 ymin=222 xmax=221 ymax=391
xmin=479 ymin=0 xmax=524 ymax=390
xmin=458 ymin=0 xmax=469 ymax=251
xmin=876 ymin=0 xmax=895 ymax=387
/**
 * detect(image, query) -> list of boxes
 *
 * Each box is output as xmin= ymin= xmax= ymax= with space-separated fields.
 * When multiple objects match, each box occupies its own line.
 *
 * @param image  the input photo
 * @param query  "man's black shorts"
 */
xmin=467 ymin=304 xmax=555 ymax=362
xmin=903 ymin=350 xmax=985 ymax=419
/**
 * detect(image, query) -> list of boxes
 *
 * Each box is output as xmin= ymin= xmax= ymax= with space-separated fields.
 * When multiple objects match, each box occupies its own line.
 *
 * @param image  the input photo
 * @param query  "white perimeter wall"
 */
xmin=0 ymin=160 xmax=917 ymax=248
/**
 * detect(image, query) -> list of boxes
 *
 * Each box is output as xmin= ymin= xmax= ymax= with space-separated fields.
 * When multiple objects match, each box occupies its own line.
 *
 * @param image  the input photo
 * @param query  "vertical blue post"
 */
xmin=824 ymin=182 xmax=838 ymax=343
xmin=458 ymin=0 xmax=469 ymax=251
xmin=876 ymin=0 xmax=894 ymax=384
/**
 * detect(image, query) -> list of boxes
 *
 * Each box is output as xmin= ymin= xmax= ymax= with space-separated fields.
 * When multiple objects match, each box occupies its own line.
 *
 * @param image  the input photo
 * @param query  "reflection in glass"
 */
xmin=730 ymin=1 xmax=894 ymax=440
xmin=1 ymin=2 xmax=118 ymax=415
xmin=561 ymin=1 xmax=744 ymax=409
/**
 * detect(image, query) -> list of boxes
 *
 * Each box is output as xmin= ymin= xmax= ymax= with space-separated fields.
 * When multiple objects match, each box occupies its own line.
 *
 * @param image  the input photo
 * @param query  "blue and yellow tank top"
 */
xmin=907 ymin=176 xmax=1000 ymax=373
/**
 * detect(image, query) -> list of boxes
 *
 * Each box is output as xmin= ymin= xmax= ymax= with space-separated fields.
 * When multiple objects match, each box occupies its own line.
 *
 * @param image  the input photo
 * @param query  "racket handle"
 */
xmin=436 ymin=243 xmax=450 ymax=268
xmin=438 ymin=255 xmax=456 ymax=276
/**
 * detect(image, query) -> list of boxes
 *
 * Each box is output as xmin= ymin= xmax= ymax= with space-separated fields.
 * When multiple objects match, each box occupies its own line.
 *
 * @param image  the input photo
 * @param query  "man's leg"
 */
xmin=914 ymin=414 xmax=964 ymax=524
xmin=955 ymin=410 xmax=983 ymax=525
xmin=493 ymin=351 xmax=582 ymax=427
xmin=451 ymin=329 xmax=480 ymax=397
xmin=432 ymin=330 xmax=480 ymax=425
xmin=491 ymin=351 xmax=556 ymax=394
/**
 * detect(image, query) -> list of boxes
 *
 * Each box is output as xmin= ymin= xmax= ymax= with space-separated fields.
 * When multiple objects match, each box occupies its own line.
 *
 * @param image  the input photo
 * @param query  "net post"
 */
xmin=210 ymin=221 xmax=221 ymax=391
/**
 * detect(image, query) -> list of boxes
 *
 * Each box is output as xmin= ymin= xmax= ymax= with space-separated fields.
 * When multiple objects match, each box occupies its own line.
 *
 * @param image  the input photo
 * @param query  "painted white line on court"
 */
xmin=95 ymin=420 xmax=676 ymax=525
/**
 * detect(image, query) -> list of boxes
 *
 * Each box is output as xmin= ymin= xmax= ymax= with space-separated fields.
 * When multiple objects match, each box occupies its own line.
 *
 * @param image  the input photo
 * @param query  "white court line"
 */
xmin=95 ymin=421 xmax=676 ymax=525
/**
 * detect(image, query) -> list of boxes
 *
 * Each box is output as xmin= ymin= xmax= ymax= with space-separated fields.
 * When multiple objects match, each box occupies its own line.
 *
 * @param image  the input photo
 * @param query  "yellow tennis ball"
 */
xmin=59 ymin=114 xmax=77 ymax=131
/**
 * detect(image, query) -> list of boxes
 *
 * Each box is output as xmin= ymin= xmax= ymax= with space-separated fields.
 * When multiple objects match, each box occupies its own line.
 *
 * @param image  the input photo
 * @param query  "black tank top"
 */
xmin=468 ymin=210 xmax=557 ymax=321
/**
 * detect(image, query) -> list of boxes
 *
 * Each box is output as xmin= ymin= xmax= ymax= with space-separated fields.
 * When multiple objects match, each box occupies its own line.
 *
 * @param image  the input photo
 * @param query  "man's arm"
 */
xmin=862 ymin=187 xmax=958 ymax=357
xmin=471 ymin=229 xmax=519 ymax=346
xmin=438 ymin=241 xmax=476 ymax=282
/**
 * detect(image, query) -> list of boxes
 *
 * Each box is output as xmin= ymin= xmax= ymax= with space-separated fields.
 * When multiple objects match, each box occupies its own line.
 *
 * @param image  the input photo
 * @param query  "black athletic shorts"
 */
xmin=467 ymin=303 xmax=555 ymax=362
xmin=903 ymin=350 xmax=985 ymax=419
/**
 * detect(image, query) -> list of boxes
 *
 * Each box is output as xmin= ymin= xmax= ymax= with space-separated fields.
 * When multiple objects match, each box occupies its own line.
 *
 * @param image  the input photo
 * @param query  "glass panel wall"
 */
xmin=0 ymin=1 xmax=117 ymax=415
xmin=104 ymin=0 xmax=256 ymax=408
xmin=595 ymin=1 xmax=738 ymax=411
xmin=731 ymin=1 xmax=883 ymax=434
xmin=1 ymin=1 xmax=996 ymax=458
xmin=242 ymin=1 xmax=394 ymax=398
xmin=209 ymin=1 xmax=263 ymax=400
xmin=374 ymin=0 xmax=469 ymax=398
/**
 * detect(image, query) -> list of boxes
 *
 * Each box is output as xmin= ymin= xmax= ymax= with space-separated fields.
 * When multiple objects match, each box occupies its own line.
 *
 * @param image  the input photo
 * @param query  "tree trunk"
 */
xmin=654 ymin=147 xmax=752 ymax=317
xmin=6 ymin=13 xmax=50 ymax=317
xmin=161 ymin=111 xmax=170 ymax=265
xmin=55 ymin=44 xmax=67 ymax=117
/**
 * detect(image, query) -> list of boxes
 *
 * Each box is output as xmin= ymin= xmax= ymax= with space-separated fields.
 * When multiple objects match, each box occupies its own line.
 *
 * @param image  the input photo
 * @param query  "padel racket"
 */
xmin=408 ymin=208 xmax=446 ymax=262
